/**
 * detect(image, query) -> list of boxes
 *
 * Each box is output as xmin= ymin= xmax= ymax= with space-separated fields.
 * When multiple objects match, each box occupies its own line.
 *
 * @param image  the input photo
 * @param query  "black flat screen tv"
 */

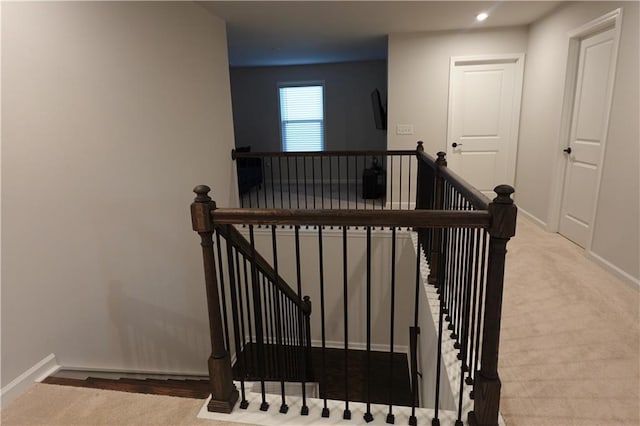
xmin=371 ymin=89 xmax=387 ymax=130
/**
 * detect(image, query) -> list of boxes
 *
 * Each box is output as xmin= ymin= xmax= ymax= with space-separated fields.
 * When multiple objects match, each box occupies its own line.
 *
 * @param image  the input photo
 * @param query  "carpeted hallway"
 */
xmin=2 ymin=217 xmax=638 ymax=425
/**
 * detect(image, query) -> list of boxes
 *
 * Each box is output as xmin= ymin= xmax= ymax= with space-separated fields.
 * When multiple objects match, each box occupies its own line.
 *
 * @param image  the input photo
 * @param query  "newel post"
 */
xmin=469 ymin=185 xmax=517 ymax=426
xmin=427 ymin=152 xmax=447 ymax=287
xmin=415 ymin=141 xmax=425 ymax=209
xmin=191 ymin=185 xmax=239 ymax=413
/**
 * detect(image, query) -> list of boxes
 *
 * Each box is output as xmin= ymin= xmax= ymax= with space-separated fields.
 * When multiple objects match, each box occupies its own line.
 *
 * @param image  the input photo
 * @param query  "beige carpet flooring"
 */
xmin=2 ymin=217 xmax=638 ymax=425
xmin=499 ymin=217 xmax=639 ymax=426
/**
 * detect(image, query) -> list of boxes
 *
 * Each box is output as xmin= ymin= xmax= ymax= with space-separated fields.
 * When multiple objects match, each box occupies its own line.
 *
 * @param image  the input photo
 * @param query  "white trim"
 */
xmin=518 ymin=207 xmax=548 ymax=230
xmin=446 ymin=53 xmax=526 ymax=188
xmin=586 ymin=250 xmax=640 ymax=290
xmin=548 ymin=8 xmax=623 ymax=247
xmin=1 ymin=354 xmax=59 ymax=408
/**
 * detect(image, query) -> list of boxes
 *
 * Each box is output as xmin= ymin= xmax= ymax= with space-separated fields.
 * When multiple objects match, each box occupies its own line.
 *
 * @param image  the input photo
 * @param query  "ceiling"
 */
xmin=201 ymin=1 xmax=562 ymax=67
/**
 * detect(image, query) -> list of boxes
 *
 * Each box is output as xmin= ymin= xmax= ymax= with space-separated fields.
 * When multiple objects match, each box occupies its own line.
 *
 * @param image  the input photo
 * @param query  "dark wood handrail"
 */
xmin=417 ymin=150 xmax=490 ymax=210
xmin=232 ymin=149 xmax=416 ymax=159
xmin=211 ymin=208 xmax=491 ymax=228
xmin=215 ymin=223 xmax=311 ymax=315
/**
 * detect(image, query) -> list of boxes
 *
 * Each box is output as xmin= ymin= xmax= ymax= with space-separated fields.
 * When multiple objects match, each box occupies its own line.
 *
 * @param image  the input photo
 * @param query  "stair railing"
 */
xmin=192 ymin=144 xmax=516 ymax=426
xmin=233 ymin=148 xmax=418 ymax=210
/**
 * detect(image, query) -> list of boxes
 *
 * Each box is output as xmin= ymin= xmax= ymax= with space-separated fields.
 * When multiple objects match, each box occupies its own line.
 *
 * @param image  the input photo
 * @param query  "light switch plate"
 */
xmin=396 ymin=124 xmax=414 ymax=135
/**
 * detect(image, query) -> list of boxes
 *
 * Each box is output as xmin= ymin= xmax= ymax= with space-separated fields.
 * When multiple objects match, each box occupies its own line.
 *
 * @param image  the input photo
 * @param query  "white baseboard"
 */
xmin=1 ymin=353 xmax=59 ymax=409
xmin=586 ymin=250 xmax=640 ymax=290
xmin=518 ymin=207 xmax=547 ymax=230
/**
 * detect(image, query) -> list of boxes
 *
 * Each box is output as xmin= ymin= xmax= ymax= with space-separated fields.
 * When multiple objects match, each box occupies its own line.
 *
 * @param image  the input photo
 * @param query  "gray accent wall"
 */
xmin=230 ymin=60 xmax=388 ymax=152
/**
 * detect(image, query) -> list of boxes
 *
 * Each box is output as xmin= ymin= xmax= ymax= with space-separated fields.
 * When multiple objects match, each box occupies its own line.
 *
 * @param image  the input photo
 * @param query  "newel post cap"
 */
xmin=493 ymin=185 xmax=515 ymax=204
xmin=191 ymin=185 xmax=215 ymax=232
xmin=436 ymin=151 xmax=447 ymax=166
xmin=416 ymin=141 xmax=424 ymax=152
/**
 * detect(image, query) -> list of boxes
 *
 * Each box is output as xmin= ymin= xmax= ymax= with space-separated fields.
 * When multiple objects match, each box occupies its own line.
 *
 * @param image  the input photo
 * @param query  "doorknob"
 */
xmin=563 ymin=147 xmax=572 ymax=154
xmin=452 ymin=142 xmax=463 ymax=148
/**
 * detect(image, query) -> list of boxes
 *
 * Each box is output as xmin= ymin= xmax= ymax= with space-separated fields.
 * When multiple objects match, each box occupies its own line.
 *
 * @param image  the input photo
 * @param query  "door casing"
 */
xmin=547 ymin=8 xmax=623 ymax=253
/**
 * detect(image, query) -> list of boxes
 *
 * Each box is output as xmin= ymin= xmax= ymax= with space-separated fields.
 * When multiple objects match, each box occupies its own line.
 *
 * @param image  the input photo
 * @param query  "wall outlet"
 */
xmin=396 ymin=124 xmax=414 ymax=135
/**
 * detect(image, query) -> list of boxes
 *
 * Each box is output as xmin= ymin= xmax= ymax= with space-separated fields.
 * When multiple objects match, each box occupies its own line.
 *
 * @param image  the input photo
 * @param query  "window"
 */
xmin=279 ymin=84 xmax=324 ymax=152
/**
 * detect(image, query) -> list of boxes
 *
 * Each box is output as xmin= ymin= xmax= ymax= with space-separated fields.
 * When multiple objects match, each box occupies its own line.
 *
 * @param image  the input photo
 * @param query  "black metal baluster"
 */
xmin=225 ymin=238 xmax=248 ymax=408
xmin=241 ymin=256 xmax=255 ymax=375
xmin=346 ymin=155 xmax=350 ymax=208
xmin=342 ymin=225 xmax=351 ymax=419
xmin=446 ymin=187 xmax=455 ymax=319
xmin=471 ymin=230 xmax=489 ymax=399
xmin=409 ymin=227 xmax=422 ymax=426
xmin=267 ymin=276 xmax=276 ymax=380
xmin=215 ymin=232 xmax=231 ymax=353
xmin=262 ymin=158 xmax=267 ymax=209
xmin=461 ymin=222 xmax=476 ymax=374
xmin=270 ymin=225 xmax=288 ymax=413
xmin=399 ymin=156 xmax=403 ymax=211
xmin=295 ymin=156 xmax=300 ymax=209
xmin=363 ymin=226 xmax=373 ymax=422
xmin=408 ymin=155 xmax=412 ymax=211
xmin=338 ymin=156 xmax=341 ymax=209
xmin=249 ymin=226 xmax=269 ymax=411
xmin=270 ymin=158 xmax=275 ymax=208
xmin=390 ymin=155 xmax=393 ymax=211
xmin=433 ymin=225 xmax=449 ymax=426
xmin=450 ymin=192 xmax=461 ymax=340
xmin=456 ymin=226 xmax=475 ymax=425
xmin=455 ymin=193 xmax=465 ymax=344
xmin=279 ymin=157 xmax=284 ymax=209
xmin=329 ymin=157 xmax=333 ymax=210
xmin=312 ymin=156 xmax=316 ymax=210
xmin=233 ymin=248 xmax=249 ymax=407
xmin=304 ymin=156 xmax=308 ymax=209
xmin=294 ymin=226 xmax=309 ymax=415
xmin=387 ymin=226 xmax=397 ymax=424
xmin=287 ymin=157 xmax=292 ymax=208
xmin=321 ymin=157 xmax=325 ymax=209
xmin=466 ymin=228 xmax=482 ymax=386
xmin=318 ymin=225 xmax=329 ymax=417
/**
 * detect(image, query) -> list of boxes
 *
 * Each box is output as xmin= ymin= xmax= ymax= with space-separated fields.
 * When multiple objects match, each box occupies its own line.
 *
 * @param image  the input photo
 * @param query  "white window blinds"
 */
xmin=279 ymin=85 xmax=324 ymax=152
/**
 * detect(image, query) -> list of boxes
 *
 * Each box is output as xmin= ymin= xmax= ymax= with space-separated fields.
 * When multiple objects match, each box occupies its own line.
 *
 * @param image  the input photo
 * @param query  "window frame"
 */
xmin=277 ymin=81 xmax=326 ymax=152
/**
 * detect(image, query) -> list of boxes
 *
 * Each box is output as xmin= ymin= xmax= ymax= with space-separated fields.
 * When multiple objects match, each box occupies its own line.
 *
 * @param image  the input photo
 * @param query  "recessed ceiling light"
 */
xmin=476 ymin=12 xmax=489 ymax=22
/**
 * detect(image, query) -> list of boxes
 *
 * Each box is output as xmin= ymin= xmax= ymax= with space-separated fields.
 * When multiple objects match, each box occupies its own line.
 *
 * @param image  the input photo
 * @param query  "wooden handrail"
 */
xmin=417 ymin=150 xmax=490 ymax=210
xmin=211 ymin=208 xmax=491 ymax=228
xmin=232 ymin=149 xmax=416 ymax=159
xmin=215 ymin=224 xmax=311 ymax=315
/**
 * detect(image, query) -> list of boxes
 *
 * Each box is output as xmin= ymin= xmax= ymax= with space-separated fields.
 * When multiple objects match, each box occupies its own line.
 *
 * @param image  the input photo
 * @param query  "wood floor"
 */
xmin=233 ymin=343 xmax=413 ymax=407
xmin=42 ymin=345 xmax=413 ymax=407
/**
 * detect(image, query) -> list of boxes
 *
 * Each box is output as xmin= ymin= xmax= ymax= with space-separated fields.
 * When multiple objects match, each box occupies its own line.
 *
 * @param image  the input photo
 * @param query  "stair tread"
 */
xmin=42 ymin=376 xmax=210 ymax=399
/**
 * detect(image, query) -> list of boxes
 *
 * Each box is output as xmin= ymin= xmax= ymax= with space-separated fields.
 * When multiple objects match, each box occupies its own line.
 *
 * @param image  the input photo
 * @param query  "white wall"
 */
xmin=387 ymin=27 xmax=529 ymax=155
xmin=230 ymin=61 xmax=388 ymax=152
xmin=516 ymin=2 xmax=639 ymax=282
xmin=1 ymin=2 xmax=237 ymax=387
xmin=243 ymin=228 xmax=415 ymax=349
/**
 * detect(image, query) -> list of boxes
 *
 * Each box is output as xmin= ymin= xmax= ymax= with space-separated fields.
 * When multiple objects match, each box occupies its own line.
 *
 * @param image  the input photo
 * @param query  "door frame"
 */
xmin=546 ymin=8 xmax=623 ymax=253
xmin=446 ymin=53 xmax=526 ymax=191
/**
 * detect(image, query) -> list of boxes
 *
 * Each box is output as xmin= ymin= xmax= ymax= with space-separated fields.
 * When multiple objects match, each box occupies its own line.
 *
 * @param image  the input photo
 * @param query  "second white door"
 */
xmin=558 ymin=28 xmax=616 ymax=247
xmin=447 ymin=55 xmax=524 ymax=197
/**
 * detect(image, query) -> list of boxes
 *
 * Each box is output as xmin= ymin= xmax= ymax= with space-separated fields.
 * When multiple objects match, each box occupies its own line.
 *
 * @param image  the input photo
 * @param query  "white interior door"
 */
xmin=559 ymin=28 xmax=616 ymax=247
xmin=447 ymin=55 xmax=524 ymax=197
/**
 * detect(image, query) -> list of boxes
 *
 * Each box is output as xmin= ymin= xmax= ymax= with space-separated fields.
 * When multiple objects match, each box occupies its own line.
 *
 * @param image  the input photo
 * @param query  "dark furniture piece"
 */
xmin=235 ymin=146 xmax=263 ymax=195
xmin=362 ymin=164 xmax=386 ymax=199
